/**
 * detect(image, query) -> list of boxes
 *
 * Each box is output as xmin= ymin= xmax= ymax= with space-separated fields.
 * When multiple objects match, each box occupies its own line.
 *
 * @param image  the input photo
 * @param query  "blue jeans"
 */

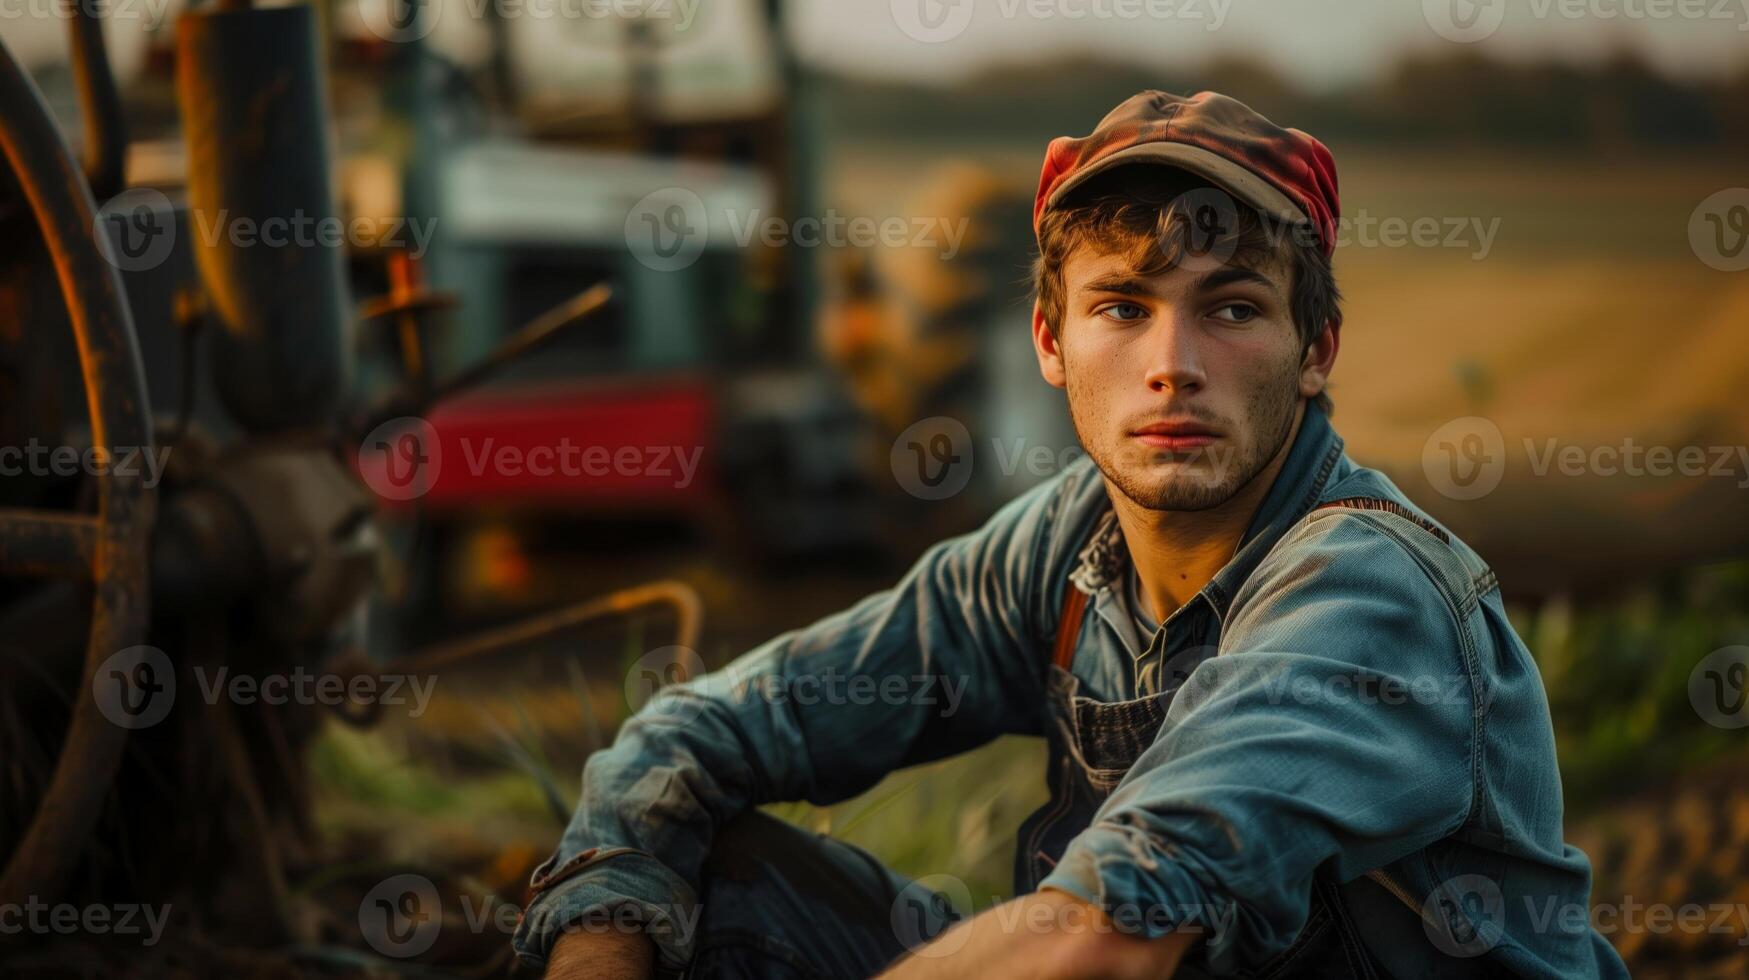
xmin=673 ymin=812 xmax=1383 ymax=979
xmin=673 ymin=811 xmax=961 ymax=979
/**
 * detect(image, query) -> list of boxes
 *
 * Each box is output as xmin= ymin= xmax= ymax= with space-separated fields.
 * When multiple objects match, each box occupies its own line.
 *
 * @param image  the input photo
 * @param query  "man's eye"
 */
xmin=1210 ymin=303 xmax=1259 ymax=324
xmin=1098 ymin=302 xmax=1148 ymax=322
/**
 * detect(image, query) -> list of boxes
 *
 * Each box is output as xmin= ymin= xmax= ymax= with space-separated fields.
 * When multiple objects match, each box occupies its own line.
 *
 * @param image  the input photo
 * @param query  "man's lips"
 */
xmin=1131 ymin=420 xmax=1220 ymax=451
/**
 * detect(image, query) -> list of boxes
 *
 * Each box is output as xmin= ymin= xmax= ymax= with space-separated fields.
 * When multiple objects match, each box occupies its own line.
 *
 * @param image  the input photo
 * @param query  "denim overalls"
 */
xmin=1013 ymin=489 xmax=1460 ymax=978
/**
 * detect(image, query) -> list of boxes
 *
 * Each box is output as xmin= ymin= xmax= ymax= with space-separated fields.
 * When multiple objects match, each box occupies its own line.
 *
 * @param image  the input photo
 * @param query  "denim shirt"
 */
xmin=511 ymin=402 xmax=1629 ymax=978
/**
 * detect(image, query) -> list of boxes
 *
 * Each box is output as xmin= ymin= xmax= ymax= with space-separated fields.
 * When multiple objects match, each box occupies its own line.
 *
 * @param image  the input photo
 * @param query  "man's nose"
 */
xmin=1142 ymin=314 xmax=1207 ymax=394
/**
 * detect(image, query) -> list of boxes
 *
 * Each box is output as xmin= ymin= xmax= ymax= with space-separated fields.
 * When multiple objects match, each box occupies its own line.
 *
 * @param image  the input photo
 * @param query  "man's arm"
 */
xmin=878 ymin=889 xmax=1199 ymax=980
xmin=543 ymin=927 xmax=652 ymax=980
xmin=1037 ymin=512 xmax=1478 ymax=974
xmin=513 ymin=470 xmax=1079 ymax=974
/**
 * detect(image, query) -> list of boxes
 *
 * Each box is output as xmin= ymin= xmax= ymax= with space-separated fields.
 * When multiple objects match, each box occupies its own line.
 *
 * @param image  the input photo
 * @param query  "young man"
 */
xmin=513 ymin=91 xmax=1628 ymax=978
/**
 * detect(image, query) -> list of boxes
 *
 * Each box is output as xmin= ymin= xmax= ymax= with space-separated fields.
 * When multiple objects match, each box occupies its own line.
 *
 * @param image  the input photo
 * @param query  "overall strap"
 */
xmin=1051 ymin=585 xmax=1089 ymax=671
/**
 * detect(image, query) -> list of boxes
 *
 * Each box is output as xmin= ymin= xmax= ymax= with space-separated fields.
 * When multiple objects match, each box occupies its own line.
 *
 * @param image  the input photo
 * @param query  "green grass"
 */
xmin=1513 ymin=559 xmax=1749 ymax=814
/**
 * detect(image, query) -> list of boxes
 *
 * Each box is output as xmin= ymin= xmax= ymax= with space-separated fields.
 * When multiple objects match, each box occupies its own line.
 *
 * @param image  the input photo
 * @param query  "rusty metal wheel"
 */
xmin=0 ymin=36 xmax=155 ymax=918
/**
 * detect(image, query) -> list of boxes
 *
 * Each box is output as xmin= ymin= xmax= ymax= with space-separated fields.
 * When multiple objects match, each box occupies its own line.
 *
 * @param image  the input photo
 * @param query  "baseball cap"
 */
xmin=1033 ymin=90 xmax=1340 ymax=258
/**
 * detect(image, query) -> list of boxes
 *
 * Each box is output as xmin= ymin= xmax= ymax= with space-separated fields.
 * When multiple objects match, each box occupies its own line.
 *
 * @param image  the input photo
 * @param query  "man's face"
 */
xmin=1035 ymin=240 xmax=1319 ymax=511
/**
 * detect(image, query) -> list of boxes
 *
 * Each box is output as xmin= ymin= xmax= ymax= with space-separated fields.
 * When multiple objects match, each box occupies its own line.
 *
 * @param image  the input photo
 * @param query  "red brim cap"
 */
xmin=1033 ymin=90 xmax=1340 ymax=258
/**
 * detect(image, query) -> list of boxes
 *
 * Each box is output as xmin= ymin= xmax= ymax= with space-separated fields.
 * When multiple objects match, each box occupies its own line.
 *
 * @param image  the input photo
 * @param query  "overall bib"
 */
xmin=1011 ymin=497 xmax=1448 ymax=978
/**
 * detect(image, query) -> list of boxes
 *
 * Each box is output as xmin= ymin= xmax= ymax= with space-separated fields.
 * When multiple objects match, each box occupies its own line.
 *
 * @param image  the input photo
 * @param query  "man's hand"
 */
xmin=877 ymin=887 xmax=1198 ymax=980
xmin=543 ymin=925 xmax=656 ymax=980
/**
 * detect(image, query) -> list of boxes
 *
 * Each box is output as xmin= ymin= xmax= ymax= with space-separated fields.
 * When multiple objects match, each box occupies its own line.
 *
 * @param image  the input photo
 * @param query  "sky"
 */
xmin=789 ymin=0 xmax=1749 ymax=88
xmin=0 ymin=0 xmax=1743 ymax=90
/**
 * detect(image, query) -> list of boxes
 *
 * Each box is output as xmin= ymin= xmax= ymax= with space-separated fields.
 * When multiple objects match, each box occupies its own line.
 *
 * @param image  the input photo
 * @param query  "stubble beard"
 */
xmin=1066 ymin=364 xmax=1303 ymax=513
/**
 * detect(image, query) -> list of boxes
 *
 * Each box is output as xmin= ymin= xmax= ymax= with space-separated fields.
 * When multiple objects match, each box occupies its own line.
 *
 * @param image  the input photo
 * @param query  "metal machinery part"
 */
xmin=0 ymin=0 xmax=701 ymax=942
xmin=176 ymin=3 xmax=351 ymax=434
xmin=152 ymin=443 xmax=379 ymax=642
xmin=0 ymin=33 xmax=155 ymax=917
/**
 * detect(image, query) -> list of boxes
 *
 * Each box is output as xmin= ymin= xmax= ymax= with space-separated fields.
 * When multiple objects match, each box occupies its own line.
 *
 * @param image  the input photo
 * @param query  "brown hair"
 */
xmin=1032 ymin=166 xmax=1340 ymax=413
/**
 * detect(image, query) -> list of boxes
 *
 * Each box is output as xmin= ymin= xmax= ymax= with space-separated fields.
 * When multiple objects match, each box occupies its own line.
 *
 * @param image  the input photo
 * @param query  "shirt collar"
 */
xmin=1069 ymin=401 xmax=1347 ymax=626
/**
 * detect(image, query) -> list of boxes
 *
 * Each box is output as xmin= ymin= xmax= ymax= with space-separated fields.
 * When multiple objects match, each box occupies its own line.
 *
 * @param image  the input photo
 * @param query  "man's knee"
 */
xmin=687 ymin=813 xmax=944 ymax=977
xmin=703 ymin=809 xmax=814 ymax=883
xmin=702 ymin=811 xmax=900 ymax=926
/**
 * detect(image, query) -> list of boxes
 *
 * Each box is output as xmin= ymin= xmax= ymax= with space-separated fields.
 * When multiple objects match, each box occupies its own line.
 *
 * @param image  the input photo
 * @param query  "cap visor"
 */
xmin=1046 ymin=141 xmax=1307 ymax=228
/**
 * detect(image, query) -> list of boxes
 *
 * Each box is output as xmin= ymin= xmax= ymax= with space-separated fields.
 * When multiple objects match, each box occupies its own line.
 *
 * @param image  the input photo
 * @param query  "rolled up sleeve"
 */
xmin=513 ymin=470 xmax=1075 ymax=971
xmin=1040 ymin=512 xmax=1479 ymax=972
